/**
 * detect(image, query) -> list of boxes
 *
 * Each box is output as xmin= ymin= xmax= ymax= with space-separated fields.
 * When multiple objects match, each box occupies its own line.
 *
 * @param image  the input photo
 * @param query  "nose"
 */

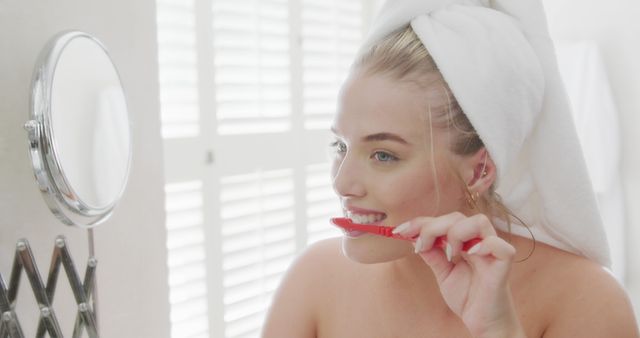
xmin=331 ymin=153 xmax=366 ymax=198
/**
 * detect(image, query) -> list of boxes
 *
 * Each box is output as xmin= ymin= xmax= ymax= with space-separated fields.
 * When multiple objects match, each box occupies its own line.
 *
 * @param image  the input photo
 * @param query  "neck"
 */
xmin=386 ymin=251 xmax=439 ymax=287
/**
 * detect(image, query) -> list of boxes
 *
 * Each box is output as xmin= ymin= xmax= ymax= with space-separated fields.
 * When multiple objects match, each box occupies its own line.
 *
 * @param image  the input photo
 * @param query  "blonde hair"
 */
xmin=356 ymin=27 xmax=481 ymax=156
xmin=354 ymin=26 xmax=533 ymax=252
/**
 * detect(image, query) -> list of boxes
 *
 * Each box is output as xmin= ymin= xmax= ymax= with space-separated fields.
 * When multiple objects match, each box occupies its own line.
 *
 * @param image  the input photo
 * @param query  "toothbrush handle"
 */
xmin=395 ymin=234 xmax=481 ymax=251
xmin=331 ymin=217 xmax=482 ymax=252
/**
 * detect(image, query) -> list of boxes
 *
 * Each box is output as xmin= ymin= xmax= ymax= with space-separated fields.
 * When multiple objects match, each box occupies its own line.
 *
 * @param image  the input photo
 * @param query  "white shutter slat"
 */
xmin=162 ymin=178 xmax=210 ymax=338
xmin=306 ymin=163 xmax=342 ymax=244
xmin=213 ymin=0 xmax=292 ymax=135
xmin=157 ymin=0 xmax=199 ymax=139
xmin=220 ymin=169 xmax=296 ymax=337
xmin=166 ymin=209 xmax=203 ymax=230
xmin=222 ymin=196 xmax=293 ymax=219
xmin=223 ymin=231 xmax=294 ymax=258
xmin=223 ymin=257 xmax=290 ymax=290
xmin=215 ymin=54 xmax=289 ymax=68
xmin=159 ymin=84 xmax=199 ymax=100
xmin=170 ymin=295 xmax=208 ymax=321
xmin=223 ymin=223 xmax=293 ymax=247
xmin=222 ymin=210 xmax=292 ymax=234
xmin=168 ymin=247 xmax=206 ymax=271
xmin=166 ymin=184 xmax=203 ymax=208
xmin=223 ymin=248 xmax=293 ymax=278
xmin=167 ymin=227 xmax=205 ymax=252
xmin=169 ymin=280 xmax=207 ymax=305
xmin=156 ymin=29 xmax=197 ymax=46
xmin=302 ymin=0 xmax=363 ymax=129
xmin=157 ymin=3 xmax=209 ymax=334
xmin=225 ymin=314 xmax=262 ymax=338
xmin=170 ymin=316 xmax=209 ymax=338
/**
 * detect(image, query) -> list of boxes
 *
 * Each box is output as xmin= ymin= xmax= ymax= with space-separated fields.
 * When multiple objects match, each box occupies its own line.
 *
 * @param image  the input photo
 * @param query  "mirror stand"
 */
xmin=19 ymin=30 xmax=131 ymax=338
xmin=0 ymin=237 xmax=98 ymax=338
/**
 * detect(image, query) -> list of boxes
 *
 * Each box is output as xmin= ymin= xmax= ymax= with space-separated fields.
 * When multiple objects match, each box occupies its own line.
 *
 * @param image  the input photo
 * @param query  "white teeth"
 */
xmin=347 ymin=212 xmax=386 ymax=224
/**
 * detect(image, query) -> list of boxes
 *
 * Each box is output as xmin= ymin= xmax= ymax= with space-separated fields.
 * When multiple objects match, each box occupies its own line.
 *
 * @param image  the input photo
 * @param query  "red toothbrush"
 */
xmin=330 ymin=217 xmax=482 ymax=251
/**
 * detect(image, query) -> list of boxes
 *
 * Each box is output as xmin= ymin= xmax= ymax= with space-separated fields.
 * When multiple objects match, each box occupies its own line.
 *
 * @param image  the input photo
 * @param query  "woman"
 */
xmin=262 ymin=0 xmax=639 ymax=337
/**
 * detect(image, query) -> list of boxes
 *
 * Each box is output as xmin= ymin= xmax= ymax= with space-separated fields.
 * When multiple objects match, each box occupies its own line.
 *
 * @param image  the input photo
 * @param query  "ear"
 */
xmin=461 ymin=148 xmax=496 ymax=194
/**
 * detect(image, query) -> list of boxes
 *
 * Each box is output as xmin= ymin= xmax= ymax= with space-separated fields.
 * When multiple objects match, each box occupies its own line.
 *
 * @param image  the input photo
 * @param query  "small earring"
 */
xmin=465 ymin=190 xmax=479 ymax=209
xmin=472 ymin=191 xmax=479 ymax=202
xmin=480 ymin=153 xmax=488 ymax=178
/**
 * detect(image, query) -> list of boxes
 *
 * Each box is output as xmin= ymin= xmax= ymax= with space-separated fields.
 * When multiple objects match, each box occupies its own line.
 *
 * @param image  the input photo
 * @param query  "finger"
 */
xmin=446 ymin=213 xmax=496 ymax=258
xmin=392 ymin=212 xmax=466 ymax=238
xmin=414 ymin=212 xmax=467 ymax=253
xmin=418 ymin=248 xmax=452 ymax=283
xmin=391 ymin=216 xmax=432 ymax=239
xmin=465 ymin=235 xmax=516 ymax=262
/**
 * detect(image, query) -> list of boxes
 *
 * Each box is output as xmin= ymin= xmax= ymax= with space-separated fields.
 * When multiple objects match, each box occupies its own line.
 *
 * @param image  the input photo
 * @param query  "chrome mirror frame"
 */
xmin=24 ymin=30 xmax=132 ymax=228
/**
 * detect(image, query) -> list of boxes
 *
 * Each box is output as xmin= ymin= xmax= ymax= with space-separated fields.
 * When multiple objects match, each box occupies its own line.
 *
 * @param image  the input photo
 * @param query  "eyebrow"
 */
xmin=330 ymin=127 xmax=409 ymax=145
xmin=362 ymin=132 xmax=409 ymax=144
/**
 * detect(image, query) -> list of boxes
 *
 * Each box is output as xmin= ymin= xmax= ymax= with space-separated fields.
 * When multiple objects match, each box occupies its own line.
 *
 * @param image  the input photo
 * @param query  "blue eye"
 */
xmin=372 ymin=151 xmax=398 ymax=162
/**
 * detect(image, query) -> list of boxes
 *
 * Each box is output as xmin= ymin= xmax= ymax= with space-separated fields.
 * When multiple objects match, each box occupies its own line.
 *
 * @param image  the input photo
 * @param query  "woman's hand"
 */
xmin=392 ymin=212 xmax=526 ymax=338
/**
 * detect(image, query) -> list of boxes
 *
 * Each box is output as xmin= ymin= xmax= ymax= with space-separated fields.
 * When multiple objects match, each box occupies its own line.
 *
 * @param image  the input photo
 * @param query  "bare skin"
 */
xmin=263 ymin=233 xmax=638 ymax=337
xmin=261 ymin=72 xmax=639 ymax=337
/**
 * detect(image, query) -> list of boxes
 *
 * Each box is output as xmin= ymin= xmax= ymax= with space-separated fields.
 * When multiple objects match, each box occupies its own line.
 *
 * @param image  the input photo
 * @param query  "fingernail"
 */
xmin=414 ymin=238 xmax=423 ymax=254
xmin=445 ymin=243 xmax=453 ymax=262
xmin=467 ymin=243 xmax=482 ymax=255
xmin=393 ymin=221 xmax=411 ymax=234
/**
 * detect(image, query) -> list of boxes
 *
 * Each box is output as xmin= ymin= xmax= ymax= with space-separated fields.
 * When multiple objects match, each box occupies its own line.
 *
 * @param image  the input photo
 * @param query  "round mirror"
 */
xmin=25 ymin=31 xmax=132 ymax=227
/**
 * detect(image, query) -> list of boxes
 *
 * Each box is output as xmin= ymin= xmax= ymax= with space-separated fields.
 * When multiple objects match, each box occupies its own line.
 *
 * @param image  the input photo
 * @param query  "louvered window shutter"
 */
xmin=157 ymin=0 xmax=211 ymax=337
xmin=302 ymin=0 xmax=363 ymax=243
xmin=219 ymin=170 xmax=296 ymax=336
xmin=157 ymin=0 xmax=200 ymax=139
xmin=157 ymin=1 xmax=368 ymax=337
xmin=302 ymin=0 xmax=364 ymax=129
xmin=213 ymin=0 xmax=291 ymax=135
xmin=212 ymin=2 xmax=298 ymax=336
xmin=165 ymin=182 xmax=209 ymax=338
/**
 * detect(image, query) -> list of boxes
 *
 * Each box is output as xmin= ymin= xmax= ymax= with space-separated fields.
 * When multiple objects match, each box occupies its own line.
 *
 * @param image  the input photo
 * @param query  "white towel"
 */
xmin=360 ymin=0 xmax=611 ymax=266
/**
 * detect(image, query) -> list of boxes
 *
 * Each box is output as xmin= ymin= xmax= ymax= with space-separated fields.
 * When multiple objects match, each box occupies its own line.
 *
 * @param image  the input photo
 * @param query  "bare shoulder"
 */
xmin=261 ymin=237 xmax=346 ymax=338
xmin=280 ymin=237 xmax=350 ymax=290
xmin=295 ymin=236 xmax=347 ymax=272
xmin=519 ymin=241 xmax=639 ymax=337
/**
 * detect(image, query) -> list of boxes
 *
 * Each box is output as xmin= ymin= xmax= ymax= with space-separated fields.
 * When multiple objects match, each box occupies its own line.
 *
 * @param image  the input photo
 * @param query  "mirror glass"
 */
xmin=51 ymin=36 xmax=130 ymax=209
xmin=26 ymin=31 xmax=131 ymax=227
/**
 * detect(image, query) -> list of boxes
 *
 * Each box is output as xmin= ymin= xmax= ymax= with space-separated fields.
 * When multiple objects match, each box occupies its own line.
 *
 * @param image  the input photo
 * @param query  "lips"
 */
xmin=342 ymin=207 xmax=387 ymax=238
xmin=343 ymin=229 xmax=368 ymax=238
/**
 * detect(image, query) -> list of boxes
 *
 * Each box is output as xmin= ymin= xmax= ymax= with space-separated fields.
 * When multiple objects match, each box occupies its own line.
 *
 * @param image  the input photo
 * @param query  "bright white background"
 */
xmin=542 ymin=0 xmax=640 ymax=316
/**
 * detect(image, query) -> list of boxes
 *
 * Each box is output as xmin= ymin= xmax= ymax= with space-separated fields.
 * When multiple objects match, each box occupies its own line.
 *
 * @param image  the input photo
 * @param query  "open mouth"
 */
xmin=342 ymin=212 xmax=387 ymax=238
xmin=346 ymin=211 xmax=387 ymax=225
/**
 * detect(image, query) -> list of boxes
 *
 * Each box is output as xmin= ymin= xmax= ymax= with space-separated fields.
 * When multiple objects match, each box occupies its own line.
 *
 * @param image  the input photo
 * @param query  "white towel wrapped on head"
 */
xmin=360 ymin=0 xmax=610 ymax=266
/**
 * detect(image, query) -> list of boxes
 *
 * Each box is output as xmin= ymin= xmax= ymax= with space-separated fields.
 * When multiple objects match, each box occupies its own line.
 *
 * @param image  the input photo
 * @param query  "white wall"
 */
xmin=0 ymin=1 xmax=171 ymax=337
xmin=542 ymin=0 xmax=640 ymax=315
